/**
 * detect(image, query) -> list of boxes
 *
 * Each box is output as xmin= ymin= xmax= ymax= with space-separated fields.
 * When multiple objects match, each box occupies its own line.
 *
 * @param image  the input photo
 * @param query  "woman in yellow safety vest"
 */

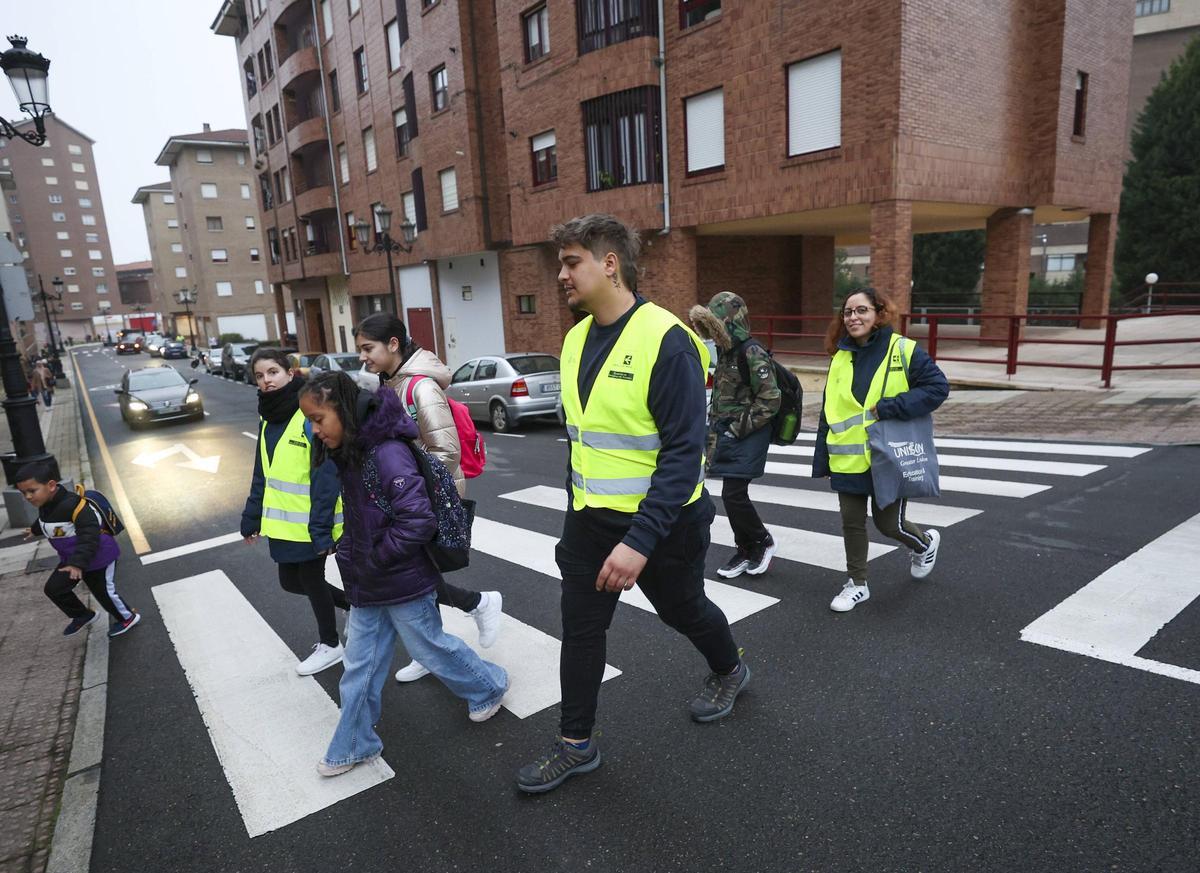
xmin=240 ymin=347 xmax=350 ymax=674
xmin=812 ymin=288 xmax=949 ymax=613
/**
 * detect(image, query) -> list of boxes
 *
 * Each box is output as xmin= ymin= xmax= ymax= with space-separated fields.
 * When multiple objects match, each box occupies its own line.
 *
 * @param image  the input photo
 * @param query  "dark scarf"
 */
xmin=257 ymin=375 xmax=305 ymax=424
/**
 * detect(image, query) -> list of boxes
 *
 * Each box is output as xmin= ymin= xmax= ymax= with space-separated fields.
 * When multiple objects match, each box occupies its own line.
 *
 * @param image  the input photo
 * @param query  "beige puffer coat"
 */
xmin=384 ymin=348 xmax=466 ymax=497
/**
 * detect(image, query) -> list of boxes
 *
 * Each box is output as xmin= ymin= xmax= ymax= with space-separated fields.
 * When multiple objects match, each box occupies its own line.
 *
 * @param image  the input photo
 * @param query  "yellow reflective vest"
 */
xmin=560 ymin=301 xmax=710 ymax=513
xmin=260 ymin=409 xmax=344 ymax=542
xmin=823 ymin=333 xmax=912 ymax=474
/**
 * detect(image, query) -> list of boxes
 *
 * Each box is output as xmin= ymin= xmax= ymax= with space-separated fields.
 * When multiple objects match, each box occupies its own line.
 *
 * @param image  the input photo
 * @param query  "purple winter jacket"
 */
xmin=333 ymin=387 xmax=442 ymax=607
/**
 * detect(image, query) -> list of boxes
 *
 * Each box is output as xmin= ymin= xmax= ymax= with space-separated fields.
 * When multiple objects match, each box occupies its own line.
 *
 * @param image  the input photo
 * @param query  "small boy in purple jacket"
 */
xmin=17 ymin=461 xmax=139 ymax=638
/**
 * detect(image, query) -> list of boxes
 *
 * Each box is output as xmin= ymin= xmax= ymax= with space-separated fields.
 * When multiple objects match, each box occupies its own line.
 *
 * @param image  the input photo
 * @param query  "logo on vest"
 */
xmin=622 ymin=354 xmax=633 ymax=365
xmin=607 ymin=370 xmax=634 ymax=381
xmin=288 ymin=439 xmax=308 ymax=448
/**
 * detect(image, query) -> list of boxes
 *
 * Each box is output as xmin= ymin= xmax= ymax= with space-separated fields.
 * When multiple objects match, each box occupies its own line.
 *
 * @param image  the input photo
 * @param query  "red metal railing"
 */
xmin=749 ymin=314 xmax=833 ymax=359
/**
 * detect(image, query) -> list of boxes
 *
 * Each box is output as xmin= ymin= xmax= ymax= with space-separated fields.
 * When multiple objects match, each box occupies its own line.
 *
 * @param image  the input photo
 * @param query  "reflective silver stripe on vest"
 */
xmin=570 ymin=471 xmax=654 ymax=496
xmin=827 ymin=444 xmax=866 ymax=455
xmin=263 ymin=507 xmax=310 ymax=524
xmin=828 ymin=412 xmax=873 ymax=434
xmin=333 ymin=513 xmax=345 ymax=525
xmin=265 ymin=477 xmax=310 ymax=496
xmin=566 ymin=424 xmax=580 ymax=441
xmin=581 ymin=432 xmax=661 ymax=451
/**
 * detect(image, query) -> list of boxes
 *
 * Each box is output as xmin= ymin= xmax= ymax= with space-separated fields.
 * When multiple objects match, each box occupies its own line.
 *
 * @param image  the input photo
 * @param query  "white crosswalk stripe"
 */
xmin=786 ymin=432 xmax=1150 ymax=458
xmin=713 ymin=481 xmax=982 ymax=527
xmin=762 ymin=460 xmax=1051 ymax=498
xmin=770 ymin=444 xmax=1106 ymax=477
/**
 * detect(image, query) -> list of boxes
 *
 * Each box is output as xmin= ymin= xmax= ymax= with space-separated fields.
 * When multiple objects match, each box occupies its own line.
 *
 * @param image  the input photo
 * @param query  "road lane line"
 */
xmin=770 ymin=444 xmax=1106 ymax=477
xmin=71 ymin=350 xmax=152 ymax=554
xmin=501 ymin=485 xmax=894 ymax=571
xmin=490 ymin=433 xmax=526 ymax=438
xmin=1020 ymin=511 xmax=1200 ymax=686
xmin=762 ymin=461 xmax=1051 ymax=498
xmin=787 ymin=432 xmax=1149 ymax=458
xmin=242 ymin=431 xmax=257 ymax=440
xmin=140 ymin=532 xmax=245 ymax=565
xmin=704 ymin=481 xmax=982 ymax=528
xmin=153 ymin=570 xmax=394 ymax=837
xmin=470 ymin=516 xmax=779 ymax=624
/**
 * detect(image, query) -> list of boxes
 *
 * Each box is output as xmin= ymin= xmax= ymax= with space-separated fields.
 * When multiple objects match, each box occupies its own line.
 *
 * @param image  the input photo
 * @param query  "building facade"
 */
xmin=215 ymin=0 xmax=1133 ymax=354
xmin=1 ymin=115 xmax=125 ymax=341
xmin=152 ymin=126 xmax=288 ymax=345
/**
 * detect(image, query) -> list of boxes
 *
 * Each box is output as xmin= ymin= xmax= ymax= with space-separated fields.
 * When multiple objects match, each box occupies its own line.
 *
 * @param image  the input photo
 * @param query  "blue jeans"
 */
xmin=41 ymin=390 xmax=52 ymax=407
xmin=323 ymin=592 xmax=508 ymax=767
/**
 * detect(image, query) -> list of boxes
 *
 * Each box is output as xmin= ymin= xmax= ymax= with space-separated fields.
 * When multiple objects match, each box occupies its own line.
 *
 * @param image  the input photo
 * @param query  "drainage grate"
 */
xmin=1136 ymin=396 xmax=1192 ymax=405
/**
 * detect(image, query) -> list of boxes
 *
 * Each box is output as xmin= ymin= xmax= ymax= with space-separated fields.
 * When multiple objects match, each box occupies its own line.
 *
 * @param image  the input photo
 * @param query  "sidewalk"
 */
xmin=0 ymin=351 xmax=103 ymax=873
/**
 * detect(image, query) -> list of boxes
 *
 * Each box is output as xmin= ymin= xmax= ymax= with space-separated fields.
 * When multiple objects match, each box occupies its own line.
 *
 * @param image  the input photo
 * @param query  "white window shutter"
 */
xmin=685 ymin=89 xmax=724 ymax=172
xmin=440 ymin=169 xmax=458 ymax=211
xmin=788 ymin=50 xmax=842 ymax=156
xmin=531 ymin=131 xmax=556 ymax=152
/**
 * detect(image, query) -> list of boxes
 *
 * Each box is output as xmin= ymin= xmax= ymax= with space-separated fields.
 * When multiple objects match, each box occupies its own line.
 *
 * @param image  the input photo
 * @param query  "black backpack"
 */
xmin=737 ymin=340 xmax=803 ymax=446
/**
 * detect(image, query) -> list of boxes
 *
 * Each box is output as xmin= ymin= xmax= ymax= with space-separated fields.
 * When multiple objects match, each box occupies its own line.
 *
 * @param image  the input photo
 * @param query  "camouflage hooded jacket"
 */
xmin=688 ymin=292 xmax=781 ymax=443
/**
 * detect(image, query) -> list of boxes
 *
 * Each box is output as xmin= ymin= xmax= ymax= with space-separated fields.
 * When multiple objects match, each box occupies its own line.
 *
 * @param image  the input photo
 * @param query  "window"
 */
xmin=71 ymin=162 xmax=86 ymax=173
xmin=41 ymin=157 xmax=54 ymax=166
xmin=246 ymin=216 xmax=256 ymax=229
xmin=244 ymin=57 xmax=258 ymax=97
xmin=59 ymin=249 xmax=73 ymax=258
xmin=679 ymin=0 xmax=719 ymax=28
xmin=274 ymin=168 xmax=292 ymax=202
xmin=264 ymin=42 xmax=274 ymax=79
xmin=175 ymin=267 xmax=188 ymax=278
xmin=92 ymin=267 xmax=105 ymax=276
xmin=338 ymin=143 xmax=350 ymax=182
xmin=1073 ymin=71 xmax=1088 ymax=138
xmin=430 ymin=66 xmax=448 ymax=112
xmin=68 ymin=144 xmax=82 ymax=155
xmin=81 ymin=214 xmax=97 ymax=227
xmin=268 ymin=227 xmax=281 ymax=263
xmin=85 ymin=233 xmax=99 ymax=243
xmin=684 ymin=87 xmax=724 ymax=174
xmin=71 ymin=302 xmax=84 ymax=311
xmin=250 ymin=247 xmax=261 ymax=262
xmin=96 ymin=283 xmax=108 ymax=294
xmin=212 ymin=249 xmax=229 ymax=263
xmin=207 ymin=216 xmax=224 ymax=231
xmin=75 ymin=180 xmax=89 ymax=191
xmin=1047 ymin=254 xmax=1077 ymax=272
xmin=78 ymin=198 xmax=92 ymax=207
xmin=577 ymin=0 xmax=658 ymax=55
xmin=56 ymin=231 xmax=69 ymax=240
xmin=387 ymin=20 xmax=402 ymax=71
xmin=240 ymin=183 xmax=251 ymax=200
xmin=329 ymin=70 xmax=341 ymax=112
xmin=48 ymin=194 xmax=62 ymax=204
xmin=394 ymin=108 xmax=410 ymax=156
xmin=321 ymin=0 xmax=333 ymax=37
xmin=237 ymin=151 xmax=246 ymax=166
xmin=66 ymin=284 xmax=80 ymax=293
xmin=354 ymin=48 xmax=369 ymax=94
xmin=518 ymin=294 xmax=536 ymax=314
xmin=411 ymin=167 xmax=428 ymax=230
xmin=163 ymin=193 xmax=175 ymax=204
xmin=88 ymin=250 xmax=102 ymax=260
xmin=363 ymin=126 xmax=378 ymax=172
xmin=201 ymin=183 xmax=218 ymax=199
xmin=1136 ymin=0 xmax=1170 ymax=15
xmin=171 ymin=242 xmax=183 ymax=253
xmin=216 ymin=281 xmax=234 ymax=297
xmin=787 ymin=50 xmax=842 ymax=157
xmin=51 ymin=211 xmax=66 ymax=222
xmin=582 ymin=86 xmax=662 ymax=191
xmin=63 ymin=267 xmax=76 ymax=276
xmin=531 ymin=131 xmax=557 ymax=185
xmin=260 ymin=172 xmax=274 ymax=210
xmin=167 ymin=218 xmax=179 ymax=229
xmin=439 ymin=167 xmax=458 ymax=211
xmin=345 ymin=211 xmax=357 ymax=251
xmin=402 ymin=191 xmax=417 ymax=234
xmin=196 ymin=149 xmax=213 ymax=163
xmin=45 ymin=176 xmax=58 ymax=185
xmin=524 ymin=5 xmax=549 ymax=63
xmin=348 ymin=0 xmax=361 ymax=14
xmin=256 ymin=280 xmax=266 ymax=295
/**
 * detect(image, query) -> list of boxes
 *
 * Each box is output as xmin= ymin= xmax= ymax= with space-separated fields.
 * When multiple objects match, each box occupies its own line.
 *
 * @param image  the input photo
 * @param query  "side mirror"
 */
xmin=189 ymin=378 xmax=199 ymax=385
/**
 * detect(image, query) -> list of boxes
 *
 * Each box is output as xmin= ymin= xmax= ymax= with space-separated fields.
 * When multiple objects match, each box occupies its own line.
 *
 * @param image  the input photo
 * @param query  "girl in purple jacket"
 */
xmin=298 ymin=371 xmax=508 ymax=777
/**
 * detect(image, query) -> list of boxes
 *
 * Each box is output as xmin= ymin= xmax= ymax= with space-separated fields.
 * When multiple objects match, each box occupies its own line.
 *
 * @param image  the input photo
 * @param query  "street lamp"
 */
xmin=1037 ymin=234 xmax=1049 ymax=278
xmin=176 ymin=287 xmax=197 ymax=349
xmin=35 ymin=275 xmax=62 ymax=376
xmin=0 ymin=36 xmax=52 ymax=146
xmin=1144 ymin=272 xmax=1159 ymax=314
xmin=355 ymin=203 xmax=417 ymax=313
xmin=97 ymin=306 xmax=114 ymax=344
xmin=50 ymin=276 xmax=63 ymax=352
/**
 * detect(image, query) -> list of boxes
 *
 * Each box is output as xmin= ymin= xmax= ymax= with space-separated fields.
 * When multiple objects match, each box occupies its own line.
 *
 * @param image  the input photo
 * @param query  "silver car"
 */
xmin=309 ymin=352 xmax=379 ymax=392
xmin=446 ymin=353 xmax=559 ymax=433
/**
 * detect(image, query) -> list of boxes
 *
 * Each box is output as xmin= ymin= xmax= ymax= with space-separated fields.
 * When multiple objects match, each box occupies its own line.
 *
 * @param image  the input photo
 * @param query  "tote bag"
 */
xmin=866 ymin=338 xmax=940 ymax=509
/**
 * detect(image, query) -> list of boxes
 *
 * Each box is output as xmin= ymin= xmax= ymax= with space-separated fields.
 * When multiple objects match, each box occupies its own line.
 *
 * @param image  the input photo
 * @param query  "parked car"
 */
xmin=308 ymin=352 xmax=379 ymax=391
xmin=116 ymin=366 xmax=204 ymax=428
xmin=244 ymin=348 xmax=297 ymax=384
xmin=161 ymin=339 xmax=187 ymax=359
xmin=286 ymin=352 xmax=320 ymax=378
xmin=143 ymin=334 xmax=168 ymax=357
xmin=219 ymin=341 xmax=259 ymax=381
xmin=115 ymin=334 xmax=143 ymax=355
xmin=445 ymin=353 xmax=559 ymax=433
xmin=204 ymin=347 xmax=224 ymax=374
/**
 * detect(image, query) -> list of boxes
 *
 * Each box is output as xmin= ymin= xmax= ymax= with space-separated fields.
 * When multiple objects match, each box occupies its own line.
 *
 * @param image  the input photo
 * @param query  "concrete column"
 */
xmin=800 ymin=235 xmax=836 ymax=315
xmin=980 ymin=208 xmax=1033 ymax=341
xmin=869 ymin=200 xmax=913 ymax=314
xmin=1081 ymin=212 xmax=1115 ymax=329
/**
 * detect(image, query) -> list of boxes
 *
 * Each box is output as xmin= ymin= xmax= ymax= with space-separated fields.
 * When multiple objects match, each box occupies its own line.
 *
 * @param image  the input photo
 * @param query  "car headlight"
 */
xmin=186 ymin=392 xmax=200 ymax=404
xmin=128 ymin=400 xmax=148 ymax=412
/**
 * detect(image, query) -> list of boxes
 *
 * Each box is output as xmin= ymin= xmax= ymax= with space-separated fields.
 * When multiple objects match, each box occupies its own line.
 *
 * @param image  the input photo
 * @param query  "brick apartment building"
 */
xmin=213 ymin=0 xmax=1133 ymax=356
xmin=139 ymin=127 xmax=288 ymax=346
xmin=1 ymin=115 xmax=126 ymax=341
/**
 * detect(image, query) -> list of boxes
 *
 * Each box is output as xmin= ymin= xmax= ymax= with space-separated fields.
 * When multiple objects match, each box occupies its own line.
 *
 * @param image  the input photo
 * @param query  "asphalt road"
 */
xmin=74 ymin=346 xmax=1200 ymax=873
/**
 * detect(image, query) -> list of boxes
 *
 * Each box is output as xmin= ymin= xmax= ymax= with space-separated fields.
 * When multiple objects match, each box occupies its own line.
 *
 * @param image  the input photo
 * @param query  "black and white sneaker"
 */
xmin=717 ymin=549 xmax=752 ymax=579
xmin=910 ymin=530 xmax=941 ymax=580
xmin=745 ymin=533 xmax=776 ymax=576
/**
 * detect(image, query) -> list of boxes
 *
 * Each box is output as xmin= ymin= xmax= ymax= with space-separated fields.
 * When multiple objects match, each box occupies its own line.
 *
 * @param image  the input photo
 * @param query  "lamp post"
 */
xmin=50 ymin=276 xmax=63 ymax=353
xmin=355 ymin=203 xmax=416 ymax=314
xmin=1144 ymin=272 xmax=1159 ymax=314
xmin=176 ymin=288 xmax=197 ymax=349
xmin=1037 ymin=234 xmax=1049 ymax=279
xmin=35 ymin=275 xmax=62 ymax=375
xmin=97 ymin=307 xmax=114 ymax=345
xmin=0 ymin=36 xmax=51 ymax=146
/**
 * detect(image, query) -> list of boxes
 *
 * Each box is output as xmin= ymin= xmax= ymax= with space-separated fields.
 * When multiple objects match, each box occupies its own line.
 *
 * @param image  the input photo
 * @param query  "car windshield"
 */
xmin=123 ymin=336 xmax=143 ymax=344
xmin=234 ymin=343 xmax=258 ymax=355
xmin=330 ymin=356 xmax=360 ymax=371
xmin=508 ymin=355 xmax=559 ymax=375
xmin=129 ymin=369 xmax=185 ymax=389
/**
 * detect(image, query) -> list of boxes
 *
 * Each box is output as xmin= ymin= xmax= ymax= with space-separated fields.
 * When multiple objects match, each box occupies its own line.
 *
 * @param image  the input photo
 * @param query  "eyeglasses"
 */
xmin=842 ymin=305 xmax=875 ymax=319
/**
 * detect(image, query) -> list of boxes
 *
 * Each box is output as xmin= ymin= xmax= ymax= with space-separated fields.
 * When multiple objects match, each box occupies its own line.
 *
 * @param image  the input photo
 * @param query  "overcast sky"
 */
xmin=4 ymin=0 xmax=247 ymax=264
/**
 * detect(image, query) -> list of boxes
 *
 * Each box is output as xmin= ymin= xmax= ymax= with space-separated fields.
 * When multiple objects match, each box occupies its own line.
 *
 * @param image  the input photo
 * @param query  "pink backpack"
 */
xmin=404 ymin=375 xmax=486 ymax=479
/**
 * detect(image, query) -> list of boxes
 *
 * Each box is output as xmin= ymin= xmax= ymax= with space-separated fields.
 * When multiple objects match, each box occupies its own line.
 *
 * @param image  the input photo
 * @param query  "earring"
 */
xmin=611 ymin=274 xmax=619 ymax=288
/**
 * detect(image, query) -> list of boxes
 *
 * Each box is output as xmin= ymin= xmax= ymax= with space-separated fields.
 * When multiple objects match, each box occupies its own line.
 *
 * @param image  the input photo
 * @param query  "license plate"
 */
xmin=541 ymin=382 xmax=560 ymax=393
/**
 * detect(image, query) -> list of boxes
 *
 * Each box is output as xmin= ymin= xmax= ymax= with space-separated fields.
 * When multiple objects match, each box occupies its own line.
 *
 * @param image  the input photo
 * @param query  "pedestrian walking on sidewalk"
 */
xmin=17 ymin=460 xmax=139 ymax=638
xmin=515 ymin=214 xmax=749 ymax=795
xmin=689 ymin=292 xmax=780 ymax=579
xmin=299 ymin=372 xmax=508 ymax=777
xmin=30 ymin=359 xmax=54 ymax=408
xmin=813 ymin=288 xmax=949 ymax=612
xmin=355 ymin=313 xmax=502 ymax=684
xmin=241 ymin=348 xmax=350 ymax=676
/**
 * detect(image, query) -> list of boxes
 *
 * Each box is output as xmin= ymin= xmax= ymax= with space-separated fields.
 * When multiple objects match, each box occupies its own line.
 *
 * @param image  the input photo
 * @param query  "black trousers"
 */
xmin=45 ymin=564 xmax=133 ymax=621
xmin=556 ymin=498 xmax=740 ymax=738
xmin=278 ymin=558 xmax=351 ymax=648
xmin=435 ymin=579 xmax=481 ymax=613
xmin=721 ymin=477 xmax=768 ymax=549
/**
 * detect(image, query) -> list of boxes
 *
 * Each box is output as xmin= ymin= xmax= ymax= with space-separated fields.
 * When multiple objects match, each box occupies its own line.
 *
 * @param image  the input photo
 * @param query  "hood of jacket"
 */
xmin=689 ymin=291 xmax=751 ymax=351
xmin=388 ymin=346 xmax=451 ymax=389
xmin=356 ymin=382 xmax=420 ymax=449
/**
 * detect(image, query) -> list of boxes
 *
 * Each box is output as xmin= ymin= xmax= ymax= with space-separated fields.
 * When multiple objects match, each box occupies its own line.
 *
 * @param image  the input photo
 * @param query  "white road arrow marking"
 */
xmin=131 ymin=443 xmax=221 ymax=473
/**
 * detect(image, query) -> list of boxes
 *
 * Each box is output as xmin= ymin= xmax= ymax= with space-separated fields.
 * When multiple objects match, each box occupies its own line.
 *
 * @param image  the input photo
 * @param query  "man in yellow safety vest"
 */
xmin=515 ymin=214 xmax=749 ymax=795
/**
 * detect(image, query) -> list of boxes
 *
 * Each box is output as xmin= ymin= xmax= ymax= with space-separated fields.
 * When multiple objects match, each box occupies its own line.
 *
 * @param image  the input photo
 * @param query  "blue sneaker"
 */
xmin=63 ymin=612 xmax=100 ymax=637
xmin=108 ymin=610 xmax=141 ymax=638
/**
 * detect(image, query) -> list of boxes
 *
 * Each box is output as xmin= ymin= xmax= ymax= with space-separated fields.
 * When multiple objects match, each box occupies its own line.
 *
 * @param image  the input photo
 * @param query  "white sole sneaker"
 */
xmin=296 ymin=643 xmax=344 ymax=676
xmin=472 ymin=591 xmax=503 ymax=648
xmin=317 ymin=754 xmax=380 ymax=778
xmin=910 ymin=529 xmax=941 ymax=580
xmin=745 ymin=540 xmax=776 ymax=576
xmin=469 ymin=676 xmax=510 ymax=723
xmin=830 ymin=582 xmax=870 ymax=612
xmin=395 ymin=661 xmax=431 ymax=683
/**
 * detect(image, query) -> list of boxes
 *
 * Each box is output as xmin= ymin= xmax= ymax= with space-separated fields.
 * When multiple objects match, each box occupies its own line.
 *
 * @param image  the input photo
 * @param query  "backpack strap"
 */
xmin=403 ymin=374 xmax=428 ymax=416
xmin=71 ymin=497 xmax=86 ymax=524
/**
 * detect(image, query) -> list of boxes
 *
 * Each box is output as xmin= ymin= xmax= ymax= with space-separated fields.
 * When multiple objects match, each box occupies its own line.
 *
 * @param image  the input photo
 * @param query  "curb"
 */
xmin=46 ymin=350 xmax=102 ymax=873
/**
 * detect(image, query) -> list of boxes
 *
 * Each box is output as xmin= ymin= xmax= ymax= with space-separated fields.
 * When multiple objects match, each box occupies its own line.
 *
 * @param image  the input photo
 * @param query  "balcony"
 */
xmin=278 ymin=44 xmax=319 ymax=89
xmin=289 ymin=115 xmax=328 ymax=149
xmin=294 ymin=184 xmax=335 ymax=217
xmin=300 ymin=210 xmax=342 ymax=276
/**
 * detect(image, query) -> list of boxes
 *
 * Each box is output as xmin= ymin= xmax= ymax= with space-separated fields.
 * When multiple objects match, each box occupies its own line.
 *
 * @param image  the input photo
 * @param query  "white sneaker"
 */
xmin=830 ymin=580 xmax=870 ymax=612
xmin=296 ymin=642 xmax=344 ymax=676
xmin=316 ymin=753 xmax=380 ymax=778
xmin=472 ymin=591 xmax=503 ymax=648
xmin=910 ymin=529 xmax=941 ymax=580
xmin=394 ymin=660 xmax=431 ymax=683
xmin=469 ymin=675 xmax=510 ymax=723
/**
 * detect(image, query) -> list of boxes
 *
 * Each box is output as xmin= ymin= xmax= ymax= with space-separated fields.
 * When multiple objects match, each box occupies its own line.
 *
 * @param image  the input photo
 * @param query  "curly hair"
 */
xmin=298 ymin=370 xmax=362 ymax=469
xmin=824 ymin=287 xmax=896 ymax=356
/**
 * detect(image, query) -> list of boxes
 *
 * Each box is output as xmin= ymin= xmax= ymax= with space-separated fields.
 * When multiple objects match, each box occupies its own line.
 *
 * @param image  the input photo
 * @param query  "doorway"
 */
xmin=302 ymin=298 xmax=326 ymax=351
xmin=407 ymin=307 xmax=436 ymax=355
